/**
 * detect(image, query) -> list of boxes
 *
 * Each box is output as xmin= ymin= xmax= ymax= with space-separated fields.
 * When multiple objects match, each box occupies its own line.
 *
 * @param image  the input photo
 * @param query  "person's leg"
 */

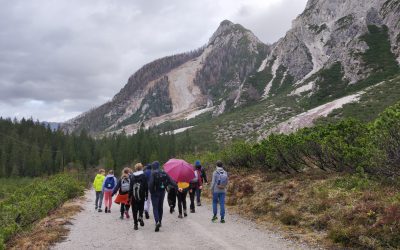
xmin=159 ymin=191 xmax=165 ymax=223
xmin=189 ymin=188 xmax=195 ymax=212
xmin=98 ymin=191 xmax=103 ymax=209
xmin=177 ymin=192 xmax=183 ymax=215
xmin=212 ymin=192 xmax=218 ymax=218
xmin=196 ymin=188 xmax=202 ymax=205
xmin=182 ymin=190 xmax=187 ymax=215
xmin=133 ymin=201 xmax=139 ymax=225
xmin=95 ymin=191 xmax=100 ymax=208
xmin=138 ymin=200 xmax=145 ymax=219
xmin=103 ymin=191 xmax=110 ymax=211
xmin=125 ymin=204 xmax=130 ymax=218
xmin=220 ymin=193 xmax=226 ymax=220
xmin=151 ymin=193 xmax=160 ymax=223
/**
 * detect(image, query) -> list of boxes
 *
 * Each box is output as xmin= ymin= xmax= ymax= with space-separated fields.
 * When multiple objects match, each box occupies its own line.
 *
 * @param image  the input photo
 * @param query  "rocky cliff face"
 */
xmin=63 ymin=20 xmax=268 ymax=135
xmin=258 ymin=0 xmax=400 ymax=100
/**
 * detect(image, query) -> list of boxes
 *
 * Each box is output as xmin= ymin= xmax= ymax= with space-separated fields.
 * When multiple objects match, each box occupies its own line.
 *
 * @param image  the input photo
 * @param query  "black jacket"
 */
xmin=129 ymin=172 xmax=148 ymax=201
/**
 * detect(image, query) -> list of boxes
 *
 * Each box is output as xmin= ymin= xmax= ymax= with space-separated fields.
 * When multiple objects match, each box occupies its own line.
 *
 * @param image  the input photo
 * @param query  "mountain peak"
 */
xmin=209 ymin=20 xmax=251 ymax=45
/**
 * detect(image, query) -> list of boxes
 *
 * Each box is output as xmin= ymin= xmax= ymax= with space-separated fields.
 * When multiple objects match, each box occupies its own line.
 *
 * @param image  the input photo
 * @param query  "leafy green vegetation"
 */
xmin=0 ymin=174 xmax=85 ymax=249
xmin=0 ymin=178 xmax=35 ymax=201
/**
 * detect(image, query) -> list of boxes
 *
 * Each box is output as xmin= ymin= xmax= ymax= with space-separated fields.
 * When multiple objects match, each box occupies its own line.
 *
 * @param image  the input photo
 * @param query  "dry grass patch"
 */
xmin=7 ymin=196 xmax=84 ymax=250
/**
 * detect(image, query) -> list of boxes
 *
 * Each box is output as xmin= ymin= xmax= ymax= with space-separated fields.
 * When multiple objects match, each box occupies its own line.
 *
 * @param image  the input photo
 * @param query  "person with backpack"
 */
xmin=102 ymin=170 xmax=117 ymax=213
xmin=93 ymin=169 xmax=106 ymax=212
xmin=210 ymin=161 xmax=228 ymax=223
xmin=143 ymin=163 xmax=152 ymax=219
xmin=189 ymin=162 xmax=203 ymax=213
xmin=129 ymin=163 xmax=148 ymax=230
xmin=194 ymin=160 xmax=208 ymax=206
xmin=112 ymin=168 xmax=131 ymax=219
xmin=148 ymin=161 xmax=177 ymax=232
xmin=176 ymin=182 xmax=189 ymax=218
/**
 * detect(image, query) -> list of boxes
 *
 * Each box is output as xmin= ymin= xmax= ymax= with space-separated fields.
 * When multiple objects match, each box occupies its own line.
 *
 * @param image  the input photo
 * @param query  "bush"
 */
xmin=0 ymin=174 xmax=84 ymax=248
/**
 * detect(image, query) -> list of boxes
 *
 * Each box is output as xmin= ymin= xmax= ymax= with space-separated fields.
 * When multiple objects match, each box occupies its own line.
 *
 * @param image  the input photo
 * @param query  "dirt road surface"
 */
xmin=53 ymin=190 xmax=314 ymax=250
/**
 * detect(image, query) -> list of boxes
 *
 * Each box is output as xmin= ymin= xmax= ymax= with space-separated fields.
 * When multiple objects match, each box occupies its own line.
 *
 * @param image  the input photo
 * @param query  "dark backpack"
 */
xmin=132 ymin=175 xmax=145 ymax=201
xmin=104 ymin=176 xmax=115 ymax=189
xmin=153 ymin=171 xmax=168 ymax=192
xmin=120 ymin=177 xmax=130 ymax=193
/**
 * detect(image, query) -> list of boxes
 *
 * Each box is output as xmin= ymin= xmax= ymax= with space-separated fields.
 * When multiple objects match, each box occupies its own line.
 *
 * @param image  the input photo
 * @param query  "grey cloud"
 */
xmin=0 ymin=0 xmax=307 ymax=122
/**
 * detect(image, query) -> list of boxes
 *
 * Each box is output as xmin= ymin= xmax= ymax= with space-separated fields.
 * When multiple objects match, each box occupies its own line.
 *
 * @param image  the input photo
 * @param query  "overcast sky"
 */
xmin=0 ymin=0 xmax=307 ymax=122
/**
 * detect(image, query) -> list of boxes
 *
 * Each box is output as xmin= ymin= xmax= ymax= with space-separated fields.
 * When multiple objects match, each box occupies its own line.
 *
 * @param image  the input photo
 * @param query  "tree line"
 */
xmin=0 ymin=118 xmax=195 ymax=178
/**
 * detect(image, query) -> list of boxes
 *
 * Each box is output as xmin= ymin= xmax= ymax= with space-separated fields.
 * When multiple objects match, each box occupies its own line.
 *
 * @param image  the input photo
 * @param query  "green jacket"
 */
xmin=93 ymin=174 xmax=105 ymax=191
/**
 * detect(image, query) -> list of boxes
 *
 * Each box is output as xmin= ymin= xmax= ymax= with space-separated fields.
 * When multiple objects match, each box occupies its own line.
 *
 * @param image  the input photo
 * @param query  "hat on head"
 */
xmin=195 ymin=160 xmax=201 ymax=167
xmin=152 ymin=161 xmax=160 ymax=169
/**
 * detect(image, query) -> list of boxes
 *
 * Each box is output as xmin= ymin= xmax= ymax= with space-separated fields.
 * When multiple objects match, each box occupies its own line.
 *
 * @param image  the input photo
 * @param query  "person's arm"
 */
xmin=128 ymin=176 xmax=133 ymax=200
xmin=143 ymin=175 xmax=148 ymax=200
xmin=210 ymin=171 xmax=216 ymax=192
xmin=92 ymin=177 xmax=96 ymax=189
xmin=112 ymin=179 xmax=120 ymax=196
xmin=102 ymin=178 xmax=105 ymax=192
xmin=148 ymin=172 xmax=154 ymax=193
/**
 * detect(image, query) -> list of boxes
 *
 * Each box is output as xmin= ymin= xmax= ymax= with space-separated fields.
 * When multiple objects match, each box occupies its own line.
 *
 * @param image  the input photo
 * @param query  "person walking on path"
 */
xmin=129 ymin=163 xmax=148 ymax=230
xmin=143 ymin=163 xmax=152 ymax=219
xmin=148 ymin=161 xmax=177 ymax=232
xmin=176 ymin=182 xmax=189 ymax=218
xmin=112 ymin=168 xmax=131 ymax=219
xmin=210 ymin=161 xmax=228 ymax=223
xmin=189 ymin=163 xmax=203 ymax=213
xmin=102 ymin=170 xmax=117 ymax=213
xmin=167 ymin=183 xmax=177 ymax=214
xmin=194 ymin=161 xmax=208 ymax=206
xmin=93 ymin=169 xmax=105 ymax=212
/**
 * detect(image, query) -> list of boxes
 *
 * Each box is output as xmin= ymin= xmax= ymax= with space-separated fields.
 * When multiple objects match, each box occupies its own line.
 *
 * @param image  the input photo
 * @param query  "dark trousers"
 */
xmin=189 ymin=187 xmax=196 ymax=211
xmin=196 ymin=188 xmax=202 ymax=203
xmin=167 ymin=188 xmax=177 ymax=210
xmin=95 ymin=191 xmax=103 ymax=208
xmin=177 ymin=190 xmax=188 ymax=215
xmin=151 ymin=191 xmax=165 ymax=223
xmin=131 ymin=199 xmax=145 ymax=225
xmin=120 ymin=203 xmax=130 ymax=215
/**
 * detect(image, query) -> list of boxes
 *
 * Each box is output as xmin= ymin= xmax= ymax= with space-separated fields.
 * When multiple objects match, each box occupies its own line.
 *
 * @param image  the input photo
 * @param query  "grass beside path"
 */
xmin=221 ymin=170 xmax=400 ymax=249
xmin=0 ymin=174 xmax=85 ymax=249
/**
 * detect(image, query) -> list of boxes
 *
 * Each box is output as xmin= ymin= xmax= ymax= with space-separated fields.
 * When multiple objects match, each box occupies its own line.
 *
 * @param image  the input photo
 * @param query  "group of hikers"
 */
xmin=92 ymin=160 xmax=229 ymax=232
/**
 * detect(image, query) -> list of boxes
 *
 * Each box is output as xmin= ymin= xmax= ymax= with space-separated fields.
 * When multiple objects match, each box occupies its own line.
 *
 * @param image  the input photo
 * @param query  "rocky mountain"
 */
xmin=64 ymin=0 xmax=400 ymax=138
xmin=63 ymin=20 xmax=269 ymax=135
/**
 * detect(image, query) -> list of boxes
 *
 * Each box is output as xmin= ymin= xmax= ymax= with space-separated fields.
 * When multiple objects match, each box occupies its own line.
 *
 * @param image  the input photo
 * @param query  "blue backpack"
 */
xmin=104 ymin=176 xmax=115 ymax=189
xmin=217 ymin=171 xmax=228 ymax=189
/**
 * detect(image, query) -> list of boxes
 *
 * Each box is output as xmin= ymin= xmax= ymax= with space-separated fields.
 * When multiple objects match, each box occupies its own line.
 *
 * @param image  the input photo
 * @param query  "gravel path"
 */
xmin=53 ymin=190 xmax=313 ymax=250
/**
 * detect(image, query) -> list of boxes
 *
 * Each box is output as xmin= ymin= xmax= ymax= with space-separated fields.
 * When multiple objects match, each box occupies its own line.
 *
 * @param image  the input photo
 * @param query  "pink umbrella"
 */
xmin=163 ymin=159 xmax=195 ymax=183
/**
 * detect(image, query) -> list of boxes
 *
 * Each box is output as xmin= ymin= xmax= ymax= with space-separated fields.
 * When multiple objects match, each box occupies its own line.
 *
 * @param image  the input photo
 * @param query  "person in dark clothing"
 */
xmin=177 ymin=182 xmax=189 ymax=218
xmin=112 ymin=168 xmax=132 ymax=219
xmin=129 ymin=163 xmax=148 ymax=230
xmin=189 ymin=161 xmax=205 ymax=213
xmin=167 ymin=184 xmax=177 ymax=214
xmin=143 ymin=163 xmax=152 ymax=219
xmin=148 ymin=161 xmax=177 ymax=232
xmin=195 ymin=160 xmax=208 ymax=206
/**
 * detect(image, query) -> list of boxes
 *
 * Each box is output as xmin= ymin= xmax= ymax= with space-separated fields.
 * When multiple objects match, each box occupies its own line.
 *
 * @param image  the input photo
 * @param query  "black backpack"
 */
xmin=153 ymin=171 xmax=168 ymax=192
xmin=131 ymin=175 xmax=145 ymax=201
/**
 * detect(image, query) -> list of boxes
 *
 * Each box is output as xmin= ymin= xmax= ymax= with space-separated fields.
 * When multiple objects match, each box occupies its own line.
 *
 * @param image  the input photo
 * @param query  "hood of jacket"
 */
xmin=133 ymin=170 xmax=144 ymax=176
xmin=95 ymin=174 xmax=104 ymax=180
xmin=216 ymin=167 xmax=225 ymax=173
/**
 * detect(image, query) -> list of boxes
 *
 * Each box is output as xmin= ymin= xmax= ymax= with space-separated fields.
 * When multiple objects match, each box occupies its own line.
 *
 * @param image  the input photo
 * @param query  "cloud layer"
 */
xmin=0 ymin=0 xmax=307 ymax=122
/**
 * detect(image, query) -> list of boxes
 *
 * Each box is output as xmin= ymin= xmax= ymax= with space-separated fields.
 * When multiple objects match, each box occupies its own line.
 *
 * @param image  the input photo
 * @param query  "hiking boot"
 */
xmin=105 ymin=208 xmax=108 ymax=213
xmin=134 ymin=224 xmax=138 ymax=230
xmin=95 ymin=206 xmax=98 ymax=210
xmin=145 ymin=211 xmax=150 ymax=219
xmin=221 ymin=219 xmax=226 ymax=223
xmin=98 ymin=208 xmax=102 ymax=212
xmin=155 ymin=222 xmax=161 ymax=232
xmin=119 ymin=214 xmax=124 ymax=220
xmin=139 ymin=217 xmax=145 ymax=227
xmin=211 ymin=215 xmax=218 ymax=222
xmin=197 ymin=202 xmax=201 ymax=206
xmin=125 ymin=211 xmax=130 ymax=219
xmin=178 ymin=214 xmax=183 ymax=219
xmin=190 ymin=209 xmax=195 ymax=213
xmin=184 ymin=212 xmax=188 ymax=217
xmin=170 ymin=207 xmax=174 ymax=214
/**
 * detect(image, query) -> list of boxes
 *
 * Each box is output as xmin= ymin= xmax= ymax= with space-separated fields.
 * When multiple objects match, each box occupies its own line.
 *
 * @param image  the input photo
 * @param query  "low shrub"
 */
xmin=0 ymin=174 xmax=84 ymax=249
